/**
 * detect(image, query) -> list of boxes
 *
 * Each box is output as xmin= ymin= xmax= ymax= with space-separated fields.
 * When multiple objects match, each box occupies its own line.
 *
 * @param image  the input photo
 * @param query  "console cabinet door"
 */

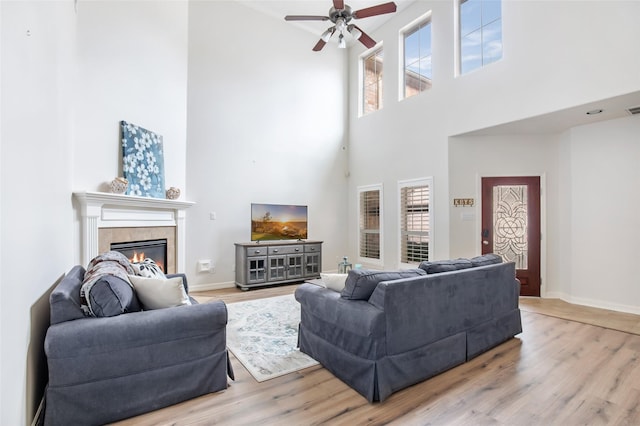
xmin=246 ymin=256 xmax=267 ymax=284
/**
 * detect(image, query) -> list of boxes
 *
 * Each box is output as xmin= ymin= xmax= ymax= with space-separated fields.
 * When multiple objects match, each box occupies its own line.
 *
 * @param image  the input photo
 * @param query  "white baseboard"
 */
xmin=543 ymin=291 xmax=640 ymax=315
xmin=189 ymin=280 xmax=235 ymax=292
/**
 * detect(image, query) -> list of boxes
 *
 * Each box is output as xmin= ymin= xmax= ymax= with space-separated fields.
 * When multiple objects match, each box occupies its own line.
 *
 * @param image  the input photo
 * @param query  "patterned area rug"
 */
xmin=226 ymin=294 xmax=319 ymax=382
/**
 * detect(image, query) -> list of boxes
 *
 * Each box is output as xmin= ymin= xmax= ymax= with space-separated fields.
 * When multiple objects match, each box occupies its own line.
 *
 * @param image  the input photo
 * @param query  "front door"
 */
xmin=481 ymin=176 xmax=541 ymax=296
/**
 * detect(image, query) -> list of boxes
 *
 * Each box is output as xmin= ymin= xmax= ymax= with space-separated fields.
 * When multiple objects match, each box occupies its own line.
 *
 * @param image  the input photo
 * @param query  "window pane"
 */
xmin=400 ymin=184 xmax=430 ymax=264
xmin=420 ymin=23 xmax=432 ymax=58
xmin=405 ymin=30 xmax=420 ymax=64
xmin=460 ymin=0 xmax=502 ymax=74
xmin=461 ymin=29 xmax=482 ymax=74
xmin=403 ymin=18 xmax=431 ymax=98
xmin=482 ymin=18 xmax=502 ymax=65
xmin=363 ymin=49 xmax=383 ymax=114
xmin=460 ymin=0 xmax=481 ymax=36
xmin=360 ymin=189 xmax=381 ymax=259
xmin=482 ymin=0 xmax=501 ymax=24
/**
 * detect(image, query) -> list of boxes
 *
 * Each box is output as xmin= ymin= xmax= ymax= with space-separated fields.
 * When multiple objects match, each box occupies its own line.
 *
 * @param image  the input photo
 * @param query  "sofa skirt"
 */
xmin=44 ymin=349 xmax=231 ymax=426
xmin=299 ymin=326 xmax=467 ymax=402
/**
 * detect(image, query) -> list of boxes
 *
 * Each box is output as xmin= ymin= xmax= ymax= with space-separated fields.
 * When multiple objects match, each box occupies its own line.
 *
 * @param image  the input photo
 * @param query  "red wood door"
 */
xmin=481 ymin=176 xmax=541 ymax=296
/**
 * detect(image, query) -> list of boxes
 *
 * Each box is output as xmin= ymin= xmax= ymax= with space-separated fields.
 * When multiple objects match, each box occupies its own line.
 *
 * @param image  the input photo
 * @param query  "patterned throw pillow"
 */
xmin=131 ymin=258 xmax=165 ymax=279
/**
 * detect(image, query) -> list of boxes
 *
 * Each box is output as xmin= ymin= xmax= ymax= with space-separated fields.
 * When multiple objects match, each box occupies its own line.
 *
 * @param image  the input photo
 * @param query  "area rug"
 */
xmin=226 ymin=294 xmax=319 ymax=382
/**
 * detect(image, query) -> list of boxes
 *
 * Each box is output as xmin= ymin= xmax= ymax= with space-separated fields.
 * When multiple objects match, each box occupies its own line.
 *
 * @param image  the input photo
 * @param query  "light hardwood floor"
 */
xmin=113 ymin=285 xmax=640 ymax=425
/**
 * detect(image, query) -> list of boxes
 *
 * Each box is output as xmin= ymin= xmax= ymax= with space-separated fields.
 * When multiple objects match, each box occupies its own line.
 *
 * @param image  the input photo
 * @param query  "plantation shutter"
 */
xmin=359 ymin=189 xmax=380 ymax=260
xmin=400 ymin=184 xmax=430 ymax=263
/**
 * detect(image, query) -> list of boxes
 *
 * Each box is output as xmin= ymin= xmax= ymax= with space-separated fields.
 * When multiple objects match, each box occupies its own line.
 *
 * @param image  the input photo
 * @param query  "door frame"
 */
xmin=475 ymin=173 xmax=547 ymax=297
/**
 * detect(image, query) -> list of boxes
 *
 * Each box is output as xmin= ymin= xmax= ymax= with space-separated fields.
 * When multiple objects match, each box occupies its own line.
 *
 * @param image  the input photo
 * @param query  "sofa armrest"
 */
xmin=166 ymin=273 xmax=189 ymax=293
xmin=45 ymin=300 xmax=227 ymax=359
xmin=295 ymin=283 xmax=386 ymax=358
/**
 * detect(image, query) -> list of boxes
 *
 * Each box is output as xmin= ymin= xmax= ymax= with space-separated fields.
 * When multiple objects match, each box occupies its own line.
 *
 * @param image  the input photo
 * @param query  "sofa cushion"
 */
xmin=86 ymin=275 xmax=142 ymax=317
xmin=470 ymin=253 xmax=503 ymax=267
xmin=418 ymin=258 xmax=474 ymax=274
xmin=129 ymin=275 xmax=191 ymax=310
xmin=341 ymin=269 xmax=426 ymax=300
xmin=320 ymin=273 xmax=348 ymax=292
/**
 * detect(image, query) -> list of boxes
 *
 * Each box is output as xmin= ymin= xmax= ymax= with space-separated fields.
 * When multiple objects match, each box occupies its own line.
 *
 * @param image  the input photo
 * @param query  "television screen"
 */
xmin=251 ymin=203 xmax=308 ymax=241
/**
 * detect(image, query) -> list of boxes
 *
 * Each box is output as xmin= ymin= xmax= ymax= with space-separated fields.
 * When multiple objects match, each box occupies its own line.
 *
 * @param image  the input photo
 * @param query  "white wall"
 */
xmin=563 ymin=115 xmax=640 ymax=312
xmin=185 ymin=1 xmax=349 ymax=286
xmin=1 ymin=2 xmax=76 ymax=424
xmin=347 ymin=0 xmax=640 ymax=299
xmin=1 ymin=1 xmax=189 ymax=424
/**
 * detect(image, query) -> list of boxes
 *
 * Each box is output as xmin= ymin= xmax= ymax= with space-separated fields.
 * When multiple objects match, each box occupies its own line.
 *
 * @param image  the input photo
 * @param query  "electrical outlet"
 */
xmin=197 ymin=259 xmax=211 ymax=273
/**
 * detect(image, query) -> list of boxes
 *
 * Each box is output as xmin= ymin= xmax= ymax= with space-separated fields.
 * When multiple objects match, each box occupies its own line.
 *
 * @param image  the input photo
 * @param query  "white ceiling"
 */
xmin=455 ymin=91 xmax=640 ymax=136
xmin=238 ymin=0 xmax=416 ymax=45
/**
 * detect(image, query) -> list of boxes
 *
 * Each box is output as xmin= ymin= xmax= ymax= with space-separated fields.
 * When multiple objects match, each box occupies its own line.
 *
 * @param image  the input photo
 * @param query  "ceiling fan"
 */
xmin=284 ymin=0 xmax=397 ymax=52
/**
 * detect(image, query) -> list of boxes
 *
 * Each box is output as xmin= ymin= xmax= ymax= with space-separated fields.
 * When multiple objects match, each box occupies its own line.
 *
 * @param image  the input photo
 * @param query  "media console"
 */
xmin=234 ymin=240 xmax=322 ymax=290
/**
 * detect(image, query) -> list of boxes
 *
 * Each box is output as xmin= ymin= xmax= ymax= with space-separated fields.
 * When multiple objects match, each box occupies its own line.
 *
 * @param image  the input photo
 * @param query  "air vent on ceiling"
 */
xmin=626 ymin=106 xmax=640 ymax=115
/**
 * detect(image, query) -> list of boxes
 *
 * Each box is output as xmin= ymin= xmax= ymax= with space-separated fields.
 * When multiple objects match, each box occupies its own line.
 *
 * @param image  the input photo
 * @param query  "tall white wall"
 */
xmin=185 ymin=1 xmax=349 ymax=286
xmin=347 ymin=0 xmax=640 ymax=295
xmin=1 ymin=1 xmax=189 ymax=424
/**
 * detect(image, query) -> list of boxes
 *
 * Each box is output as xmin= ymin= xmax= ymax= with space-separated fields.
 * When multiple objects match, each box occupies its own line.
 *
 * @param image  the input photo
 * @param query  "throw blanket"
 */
xmin=80 ymin=251 xmax=135 ymax=316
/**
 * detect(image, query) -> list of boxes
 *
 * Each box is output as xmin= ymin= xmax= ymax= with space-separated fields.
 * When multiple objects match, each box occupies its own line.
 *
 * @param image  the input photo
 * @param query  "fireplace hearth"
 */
xmin=111 ymin=239 xmax=168 ymax=272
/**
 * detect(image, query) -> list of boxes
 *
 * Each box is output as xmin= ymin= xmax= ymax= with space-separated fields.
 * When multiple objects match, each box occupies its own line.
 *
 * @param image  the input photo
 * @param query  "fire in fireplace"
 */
xmin=111 ymin=239 xmax=168 ymax=272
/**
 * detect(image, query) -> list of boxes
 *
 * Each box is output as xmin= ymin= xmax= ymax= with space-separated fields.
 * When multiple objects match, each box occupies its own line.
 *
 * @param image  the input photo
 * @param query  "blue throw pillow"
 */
xmin=341 ymin=269 xmax=426 ymax=300
xmin=418 ymin=258 xmax=474 ymax=274
xmin=86 ymin=275 xmax=142 ymax=317
xmin=470 ymin=253 xmax=503 ymax=267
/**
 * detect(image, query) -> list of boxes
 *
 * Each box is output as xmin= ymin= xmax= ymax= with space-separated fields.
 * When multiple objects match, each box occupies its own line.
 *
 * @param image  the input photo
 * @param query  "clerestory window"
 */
xmin=459 ymin=0 xmax=502 ymax=74
xmin=361 ymin=47 xmax=384 ymax=115
xmin=401 ymin=14 xmax=432 ymax=99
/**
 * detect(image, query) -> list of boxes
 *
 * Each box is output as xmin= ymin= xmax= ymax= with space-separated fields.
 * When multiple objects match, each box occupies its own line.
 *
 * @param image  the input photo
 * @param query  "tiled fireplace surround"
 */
xmin=74 ymin=192 xmax=194 ymax=274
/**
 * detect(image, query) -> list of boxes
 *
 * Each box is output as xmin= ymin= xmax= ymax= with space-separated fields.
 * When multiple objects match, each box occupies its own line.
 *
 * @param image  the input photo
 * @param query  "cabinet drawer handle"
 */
xmin=295 ymin=248 xmax=300 ymax=252
xmin=274 ymin=249 xmax=279 ymax=253
xmin=254 ymin=250 xmax=261 ymax=254
xmin=309 ymin=247 xmax=315 ymax=251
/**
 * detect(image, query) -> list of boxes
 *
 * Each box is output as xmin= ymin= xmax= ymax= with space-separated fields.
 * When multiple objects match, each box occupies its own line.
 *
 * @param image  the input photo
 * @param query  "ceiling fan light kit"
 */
xmin=284 ymin=0 xmax=397 ymax=52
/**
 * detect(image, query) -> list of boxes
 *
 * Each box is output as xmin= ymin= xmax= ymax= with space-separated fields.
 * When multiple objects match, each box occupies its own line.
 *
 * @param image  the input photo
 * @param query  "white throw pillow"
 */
xmin=128 ymin=275 xmax=191 ymax=310
xmin=320 ymin=273 xmax=348 ymax=292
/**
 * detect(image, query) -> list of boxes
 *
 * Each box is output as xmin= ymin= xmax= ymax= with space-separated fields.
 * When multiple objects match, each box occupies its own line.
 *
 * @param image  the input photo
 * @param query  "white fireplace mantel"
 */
xmin=73 ymin=191 xmax=195 ymax=270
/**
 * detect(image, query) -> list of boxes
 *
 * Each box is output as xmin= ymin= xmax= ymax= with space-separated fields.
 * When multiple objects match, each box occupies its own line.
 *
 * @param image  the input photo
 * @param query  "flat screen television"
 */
xmin=251 ymin=203 xmax=308 ymax=241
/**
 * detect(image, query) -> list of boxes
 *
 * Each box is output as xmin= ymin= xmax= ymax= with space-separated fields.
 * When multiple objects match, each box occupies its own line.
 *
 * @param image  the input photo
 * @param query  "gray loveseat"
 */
xmin=44 ymin=265 xmax=233 ymax=425
xmin=295 ymin=256 xmax=522 ymax=402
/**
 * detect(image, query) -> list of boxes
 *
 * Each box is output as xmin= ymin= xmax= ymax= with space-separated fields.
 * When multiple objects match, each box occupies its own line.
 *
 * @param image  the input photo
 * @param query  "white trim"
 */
xmin=397 ymin=177 xmax=433 ymax=269
xmin=357 ymin=183 xmax=384 ymax=267
xmin=543 ymin=292 xmax=640 ymax=316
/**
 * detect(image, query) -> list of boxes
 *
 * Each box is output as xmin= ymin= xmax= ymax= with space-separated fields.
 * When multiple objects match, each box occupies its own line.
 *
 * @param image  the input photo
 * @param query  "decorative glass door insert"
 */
xmin=493 ymin=185 xmax=528 ymax=269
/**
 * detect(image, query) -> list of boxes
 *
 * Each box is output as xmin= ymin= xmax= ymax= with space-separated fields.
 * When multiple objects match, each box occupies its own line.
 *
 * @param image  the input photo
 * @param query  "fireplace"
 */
xmin=111 ymin=239 xmax=168 ymax=272
xmin=74 ymin=192 xmax=194 ymax=274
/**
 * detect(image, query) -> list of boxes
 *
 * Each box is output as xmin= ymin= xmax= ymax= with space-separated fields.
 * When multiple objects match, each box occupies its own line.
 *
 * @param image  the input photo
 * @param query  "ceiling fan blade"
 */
xmin=333 ymin=0 xmax=345 ymax=9
xmin=353 ymin=25 xmax=377 ymax=49
xmin=353 ymin=2 xmax=397 ymax=19
xmin=312 ymin=39 xmax=327 ymax=52
xmin=285 ymin=15 xmax=330 ymax=21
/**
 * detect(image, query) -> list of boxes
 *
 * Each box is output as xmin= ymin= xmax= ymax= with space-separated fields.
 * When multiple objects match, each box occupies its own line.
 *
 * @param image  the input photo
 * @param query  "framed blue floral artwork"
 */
xmin=120 ymin=121 xmax=166 ymax=198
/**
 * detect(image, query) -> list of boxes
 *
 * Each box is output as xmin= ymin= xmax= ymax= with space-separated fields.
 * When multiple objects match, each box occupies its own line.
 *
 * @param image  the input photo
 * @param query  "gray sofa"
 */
xmin=44 ymin=265 xmax=233 ymax=426
xmin=295 ymin=257 xmax=522 ymax=402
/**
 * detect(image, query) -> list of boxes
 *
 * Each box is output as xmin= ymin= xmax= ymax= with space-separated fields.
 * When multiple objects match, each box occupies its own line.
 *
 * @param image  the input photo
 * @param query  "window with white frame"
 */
xmin=399 ymin=178 xmax=432 ymax=265
xmin=358 ymin=184 xmax=383 ymax=264
xmin=361 ymin=47 xmax=384 ymax=115
xmin=459 ymin=0 xmax=502 ymax=74
xmin=401 ymin=13 xmax=432 ymax=99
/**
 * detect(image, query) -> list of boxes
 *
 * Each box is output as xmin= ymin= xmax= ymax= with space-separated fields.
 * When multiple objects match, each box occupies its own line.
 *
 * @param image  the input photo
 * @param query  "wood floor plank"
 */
xmin=111 ymin=286 xmax=640 ymax=425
